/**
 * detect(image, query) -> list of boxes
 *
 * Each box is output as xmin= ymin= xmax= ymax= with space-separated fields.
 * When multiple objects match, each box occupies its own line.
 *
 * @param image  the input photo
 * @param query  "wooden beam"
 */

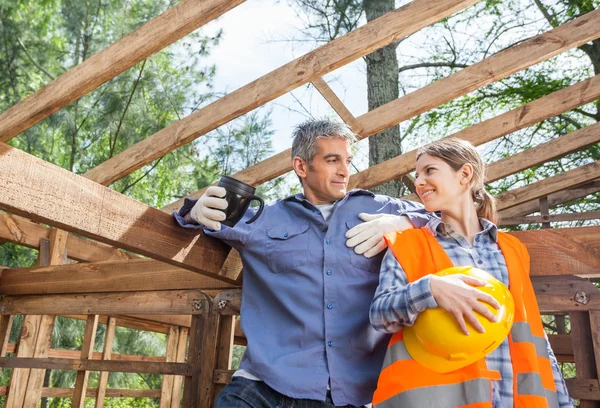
xmin=0 ymin=290 xmax=211 ymax=316
xmin=570 ymin=312 xmax=600 ymax=407
xmin=95 ymin=316 xmax=116 ymax=407
xmin=311 ymin=77 xmax=362 ymax=132
xmin=0 ymin=259 xmax=236 ymax=296
xmin=499 ymin=179 xmax=600 ymax=218
xmin=72 ymin=315 xmax=99 ymax=408
xmin=532 ymin=276 xmax=599 ymax=313
xmin=590 ymin=310 xmax=600 ymax=381
xmin=496 ymin=161 xmax=600 ymax=211
xmin=213 ymin=316 xmax=235 ymax=404
xmin=85 ymin=0 xmax=481 ymax=187
xmin=0 ymin=0 xmax=245 ymax=141
xmin=487 ymin=121 xmax=600 ymax=183
xmin=166 ymin=15 xmax=600 ymax=212
xmin=501 ymin=211 xmax=600 ymax=226
xmin=565 ymin=379 xmax=600 ymax=401
xmin=42 ymin=388 xmax=161 ymax=398
xmin=511 ymin=227 xmax=600 ymax=277
xmin=171 ymin=327 xmax=189 ymax=408
xmin=160 ymin=326 xmax=179 ymax=407
xmin=0 ymin=143 xmax=234 ymax=282
xmin=0 ymin=315 xmax=14 ymax=357
xmin=4 ymin=343 xmax=166 ymax=362
xmin=0 ymin=358 xmax=193 ymax=375
xmin=548 ymin=334 xmax=573 ymax=363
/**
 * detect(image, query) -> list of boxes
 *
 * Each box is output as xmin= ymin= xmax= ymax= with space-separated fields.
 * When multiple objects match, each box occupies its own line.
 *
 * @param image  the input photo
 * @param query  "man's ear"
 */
xmin=293 ymin=156 xmax=309 ymax=180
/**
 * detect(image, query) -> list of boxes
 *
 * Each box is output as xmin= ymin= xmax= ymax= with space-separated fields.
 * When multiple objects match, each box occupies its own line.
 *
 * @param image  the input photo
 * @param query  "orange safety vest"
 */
xmin=372 ymin=228 xmax=558 ymax=408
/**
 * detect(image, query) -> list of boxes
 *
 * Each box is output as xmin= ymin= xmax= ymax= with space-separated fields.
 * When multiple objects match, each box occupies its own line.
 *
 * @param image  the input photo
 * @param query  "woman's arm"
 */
xmin=369 ymin=248 xmax=438 ymax=333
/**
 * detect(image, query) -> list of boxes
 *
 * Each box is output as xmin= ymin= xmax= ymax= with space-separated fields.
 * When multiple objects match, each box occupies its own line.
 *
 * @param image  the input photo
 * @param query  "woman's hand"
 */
xmin=429 ymin=274 xmax=500 ymax=335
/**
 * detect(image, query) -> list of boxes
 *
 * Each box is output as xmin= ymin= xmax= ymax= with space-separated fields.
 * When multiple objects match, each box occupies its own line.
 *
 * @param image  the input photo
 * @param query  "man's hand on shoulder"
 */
xmin=345 ymin=213 xmax=414 ymax=258
xmin=190 ymin=186 xmax=228 ymax=231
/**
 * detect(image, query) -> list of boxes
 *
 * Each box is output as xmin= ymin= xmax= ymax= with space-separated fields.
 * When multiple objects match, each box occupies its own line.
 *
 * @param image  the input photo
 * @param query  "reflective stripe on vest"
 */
xmin=512 ymin=322 xmax=549 ymax=359
xmin=381 ymin=339 xmax=411 ymax=371
xmin=374 ymin=378 xmax=491 ymax=408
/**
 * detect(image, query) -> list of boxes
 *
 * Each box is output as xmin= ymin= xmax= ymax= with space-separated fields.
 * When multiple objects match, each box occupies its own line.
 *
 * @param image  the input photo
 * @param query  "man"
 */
xmin=174 ymin=120 xmax=427 ymax=407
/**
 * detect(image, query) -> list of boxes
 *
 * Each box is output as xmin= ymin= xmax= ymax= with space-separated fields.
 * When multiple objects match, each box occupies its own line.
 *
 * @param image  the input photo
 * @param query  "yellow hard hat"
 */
xmin=404 ymin=266 xmax=514 ymax=373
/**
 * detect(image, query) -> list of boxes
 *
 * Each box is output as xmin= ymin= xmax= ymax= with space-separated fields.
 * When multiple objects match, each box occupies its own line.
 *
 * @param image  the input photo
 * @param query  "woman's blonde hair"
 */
xmin=416 ymin=138 xmax=497 ymax=224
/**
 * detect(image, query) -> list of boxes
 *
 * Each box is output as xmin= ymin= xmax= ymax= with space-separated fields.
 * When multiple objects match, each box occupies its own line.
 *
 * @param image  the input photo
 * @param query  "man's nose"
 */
xmin=338 ymin=160 xmax=349 ymax=176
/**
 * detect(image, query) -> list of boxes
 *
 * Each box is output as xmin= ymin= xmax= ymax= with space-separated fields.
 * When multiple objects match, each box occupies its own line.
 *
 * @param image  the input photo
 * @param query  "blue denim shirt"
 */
xmin=174 ymin=189 xmax=428 ymax=406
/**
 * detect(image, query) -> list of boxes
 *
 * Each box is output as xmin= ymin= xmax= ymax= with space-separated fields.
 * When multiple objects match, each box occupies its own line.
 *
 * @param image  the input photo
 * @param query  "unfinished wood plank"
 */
xmin=548 ymin=334 xmax=573 ymax=363
xmin=5 ymin=315 xmax=42 ymax=408
xmin=43 ymin=388 xmax=161 ymax=398
xmin=85 ymin=0 xmax=481 ymax=186
xmin=533 ymin=276 xmax=599 ymax=313
xmin=234 ymin=318 xmax=246 ymax=346
xmin=0 ymin=290 xmax=211 ymax=316
xmin=565 ymin=379 xmax=600 ymax=401
xmin=590 ymin=310 xmax=600 ymax=383
xmin=0 ymin=315 xmax=14 ymax=357
xmin=218 ymin=250 xmax=243 ymax=282
xmin=311 ymin=77 xmax=362 ymax=132
xmin=0 ymin=358 xmax=193 ymax=375
xmin=198 ymin=314 xmax=221 ymax=408
xmin=160 ymin=326 xmax=179 ymax=407
xmin=4 ymin=344 xmax=165 ymax=362
xmin=500 ymin=179 xmax=600 ymax=218
xmin=183 ymin=315 xmax=205 ymax=406
xmin=72 ymin=314 xmax=99 ymax=408
xmin=0 ymin=143 xmax=234 ymax=282
xmin=501 ymin=211 xmax=600 ymax=226
xmin=570 ymin=312 xmax=600 ymax=407
xmin=0 ymin=212 xmax=137 ymax=262
xmin=22 ymin=315 xmax=56 ymax=408
xmin=213 ymin=316 xmax=235 ymax=404
xmin=496 ymin=161 xmax=600 ymax=211
xmin=167 ymin=37 xmax=600 ymax=213
xmin=95 ymin=316 xmax=116 ymax=408
xmin=171 ymin=327 xmax=189 ymax=408
xmin=0 ymin=259 xmax=236 ymax=296
xmin=0 ymin=0 xmax=245 ymax=141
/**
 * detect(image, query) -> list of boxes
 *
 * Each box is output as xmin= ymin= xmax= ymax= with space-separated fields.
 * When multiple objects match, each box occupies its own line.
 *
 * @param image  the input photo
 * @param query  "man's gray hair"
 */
xmin=291 ymin=119 xmax=357 ymax=162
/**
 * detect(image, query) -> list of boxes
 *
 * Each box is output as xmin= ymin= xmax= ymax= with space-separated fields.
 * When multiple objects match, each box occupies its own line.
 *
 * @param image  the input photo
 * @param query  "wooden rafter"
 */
xmin=0 ymin=143 xmax=234 ymax=282
xmin=496 ymin=161 xmax=600 ymax=211
xmin=501 ymin=211 xmax=600 ymax=226
xmin=311 ymin=77 xmax=362 ymax=132
xmin=499 ymin=179 xmax=600 ymax=218
xmin=84 ymin=0 xmax=481 ymax=186
xmin=164 ymin=14 xmax=600 ymax=212
xmin=0 ymin=0 xmax=245 ymax=142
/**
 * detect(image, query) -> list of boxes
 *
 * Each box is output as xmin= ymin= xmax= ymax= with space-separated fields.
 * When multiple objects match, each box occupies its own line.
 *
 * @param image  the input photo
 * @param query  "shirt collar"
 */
xmin=282 ymin=188 xmax=374 ymax=204
xmin=426 ymin=217 xmax=498 ymax=242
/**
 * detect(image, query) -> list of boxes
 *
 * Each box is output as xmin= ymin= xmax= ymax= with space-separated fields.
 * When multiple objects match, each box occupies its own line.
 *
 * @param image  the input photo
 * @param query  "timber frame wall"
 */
xmin=0 ymin=0 xmax=599 ymax=406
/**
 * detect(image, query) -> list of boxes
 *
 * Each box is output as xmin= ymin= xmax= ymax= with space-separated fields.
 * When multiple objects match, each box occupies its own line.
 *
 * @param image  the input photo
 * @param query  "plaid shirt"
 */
xmin=370 ymin=217 xmax=573 ymax=408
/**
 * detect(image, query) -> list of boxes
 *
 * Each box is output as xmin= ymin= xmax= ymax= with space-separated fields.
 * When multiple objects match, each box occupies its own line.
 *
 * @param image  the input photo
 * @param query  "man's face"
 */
xmin=295 ymin=138 xmax=353 ymax=205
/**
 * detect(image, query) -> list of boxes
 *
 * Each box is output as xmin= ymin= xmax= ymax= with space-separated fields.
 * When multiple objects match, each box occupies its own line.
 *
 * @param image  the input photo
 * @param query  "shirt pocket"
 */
xmin=345 ymin=220 xmax=380 ymax=274
xmin=265 ymin=223 xmax=310 ymax=274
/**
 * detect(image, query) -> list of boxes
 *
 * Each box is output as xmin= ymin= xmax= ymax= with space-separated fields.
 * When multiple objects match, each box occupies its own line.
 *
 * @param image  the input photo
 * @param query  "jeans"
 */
xmin=215 ymin=376 xmax=365 ymax=408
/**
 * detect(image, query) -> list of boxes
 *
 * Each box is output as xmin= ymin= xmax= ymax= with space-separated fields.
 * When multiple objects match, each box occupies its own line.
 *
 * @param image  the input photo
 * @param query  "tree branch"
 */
xmin=17 ymin=37 xmax=55 ymax=81
xmin=109 ymin=59 xmax=147 ymax=158
xmin=398 ymin=61 xmax=469 ymax=74
xmin=119 ymin=157 xmax=163 ymax=194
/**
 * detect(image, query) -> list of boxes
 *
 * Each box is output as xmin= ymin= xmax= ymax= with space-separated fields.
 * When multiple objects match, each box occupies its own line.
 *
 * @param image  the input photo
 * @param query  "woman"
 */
xmin=369 ymin=138 xmax=572 ymax=408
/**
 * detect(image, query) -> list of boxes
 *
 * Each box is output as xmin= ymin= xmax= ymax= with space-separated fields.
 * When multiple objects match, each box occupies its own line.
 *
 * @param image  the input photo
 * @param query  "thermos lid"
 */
xmin=219 ymin=176 xmax=256 ymax=195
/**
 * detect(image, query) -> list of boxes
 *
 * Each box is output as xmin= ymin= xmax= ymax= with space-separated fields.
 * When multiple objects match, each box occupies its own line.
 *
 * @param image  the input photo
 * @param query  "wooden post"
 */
xmin=540 ymin=196 xmax=551 ymax=229
xmin=72 ymin=314 xmax=100 ymax=408
xmin=570 ymin=312 xmax=600 ymax=408
xmin=160 ymin=325 xmax=180 ymax=407
xmin=95 ymin=316 xmax=117 ymax=408
xmin=213 ymin=316 xmax=236 ymax=405
xmin=22 ymin=230 xmax=68 ymax=407
xmin=171 ymin=327 xmax=189 ymax=408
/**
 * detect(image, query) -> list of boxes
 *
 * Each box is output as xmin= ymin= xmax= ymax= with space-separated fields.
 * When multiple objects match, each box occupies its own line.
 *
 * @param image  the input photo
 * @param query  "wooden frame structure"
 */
xmin=0 ymin=0 xmax=599 ymax=406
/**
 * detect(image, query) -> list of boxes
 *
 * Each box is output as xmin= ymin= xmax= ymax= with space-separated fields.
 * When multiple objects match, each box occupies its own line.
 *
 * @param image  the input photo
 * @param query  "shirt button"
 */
xmin=475 ymin=236 xmax=480 ymax=242
xmin=325 ymin=239 xmax=331 ymax=245
xmin=326 ymin=270 xmax=332 ymax=275
xmin=327 ymin=303 xmax=333 ymax=309
xmin=477 ymin=260 xmax=483 ymax=265
xmin=327 ymin=341 xmax=333 ymax=347
xmin=283 ymin=232 xmax=289 ymax=238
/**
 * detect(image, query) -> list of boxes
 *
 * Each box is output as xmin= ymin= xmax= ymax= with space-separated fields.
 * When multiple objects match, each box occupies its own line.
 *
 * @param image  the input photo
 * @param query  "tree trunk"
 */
xmin=363 ymin=0 xmax=404 ymax=197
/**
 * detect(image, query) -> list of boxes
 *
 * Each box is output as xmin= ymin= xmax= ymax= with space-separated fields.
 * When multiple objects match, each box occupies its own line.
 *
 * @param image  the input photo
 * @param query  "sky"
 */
xmin=199 ymin=0 xmax=370 ymax=155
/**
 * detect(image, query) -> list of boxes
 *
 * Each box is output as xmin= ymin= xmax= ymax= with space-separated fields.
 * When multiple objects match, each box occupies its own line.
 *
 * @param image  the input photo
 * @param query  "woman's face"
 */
xmin=414 ymin=153 xmax=470 ymax=213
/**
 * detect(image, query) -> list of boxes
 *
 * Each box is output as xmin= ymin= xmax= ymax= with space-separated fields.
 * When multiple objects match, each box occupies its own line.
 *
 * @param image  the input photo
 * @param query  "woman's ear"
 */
xmin=460 ymin=163 xmax=474 ymax=185
xmin=293 ymin=156 xmax=308 ymax=180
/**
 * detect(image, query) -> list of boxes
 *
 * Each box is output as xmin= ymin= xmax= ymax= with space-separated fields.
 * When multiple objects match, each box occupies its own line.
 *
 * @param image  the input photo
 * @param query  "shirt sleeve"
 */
xmin=369 ymin=248 xmax=438 ymax=333
xmin=389 ymin=198 xmax=436 ymax=229
xmin=546 ymin=337 xmax=575 ymax=407
xmin=172 ymin=197 xmax=257 ymax=251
